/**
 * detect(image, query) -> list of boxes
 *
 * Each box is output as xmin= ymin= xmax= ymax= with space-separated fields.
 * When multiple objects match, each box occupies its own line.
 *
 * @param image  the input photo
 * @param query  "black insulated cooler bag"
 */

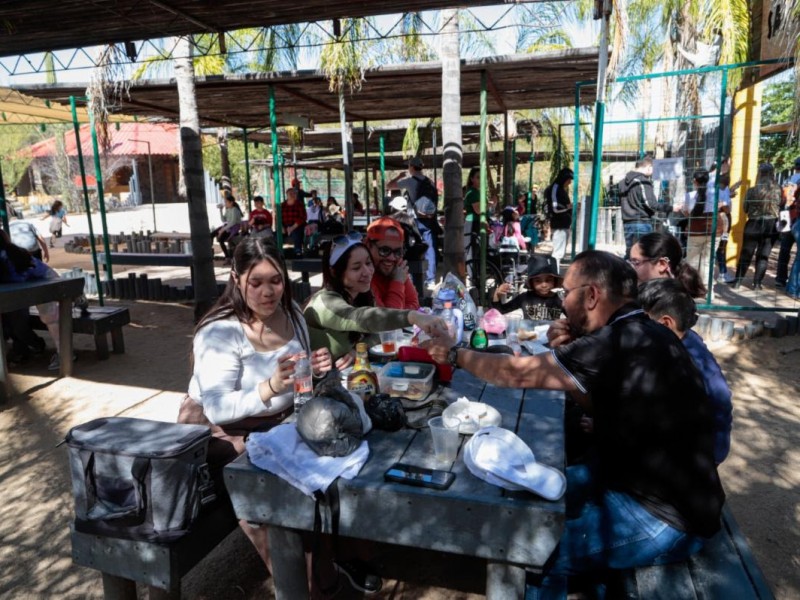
xmin=66 ymin=417 xmax=215 ymax=542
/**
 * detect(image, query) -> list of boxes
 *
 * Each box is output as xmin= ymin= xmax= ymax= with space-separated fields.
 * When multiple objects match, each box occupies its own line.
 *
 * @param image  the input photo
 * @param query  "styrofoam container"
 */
xmin=377 ymin=361 xmax=436 ymax=401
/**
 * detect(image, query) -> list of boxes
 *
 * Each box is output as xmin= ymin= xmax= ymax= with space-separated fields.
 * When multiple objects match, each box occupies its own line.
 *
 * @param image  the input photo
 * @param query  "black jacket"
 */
xmin=619 ymin=170 xmax=657 ymax=222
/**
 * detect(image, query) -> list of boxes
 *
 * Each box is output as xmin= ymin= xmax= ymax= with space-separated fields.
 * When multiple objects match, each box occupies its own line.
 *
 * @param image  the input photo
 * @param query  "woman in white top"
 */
xmin=185 ymin=236 xmax=333 ymax=573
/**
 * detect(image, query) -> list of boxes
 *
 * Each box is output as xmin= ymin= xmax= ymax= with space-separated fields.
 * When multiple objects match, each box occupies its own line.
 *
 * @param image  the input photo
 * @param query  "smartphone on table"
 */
xmin=384 ymin=463 xmax=455 ymax=490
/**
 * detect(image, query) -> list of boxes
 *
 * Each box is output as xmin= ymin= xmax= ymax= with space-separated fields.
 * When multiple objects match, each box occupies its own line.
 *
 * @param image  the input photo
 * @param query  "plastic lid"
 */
xmin=444 ymin=301 xmax=453 ymax=309
xmin=438 ymin=288 xmax=457 ymax=301
xmin=356 ymin=342 xmax=368 ymax=352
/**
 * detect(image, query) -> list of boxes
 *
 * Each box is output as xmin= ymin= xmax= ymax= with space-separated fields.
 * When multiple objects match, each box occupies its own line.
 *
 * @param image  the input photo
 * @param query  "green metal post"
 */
xmin=70 ymin=97 xmax=104 ymax=306
xmin=269 ymin=86 xmax=282 ymax=249
xmin=0 ymin=163 xmax=8 ymax=232
xmin=511 ymin=138 xmax=517 ymax=202
xmin=243 ymin=127 xmax=252 ymax=213
xmin=572 ymin=85 xmax=581 ymax=257
xmin=363 ymin=120 xmax=370 ymax=223
xmin=87 ymin=101 xmax=112 ymax=283
xmin=479 ymin=71 xmax=488 ymax=307
xmin=706 ymin=68 xmax=729 ymax=305
xmin=527 ymin=135 xmax=534 ymax=214
xmin=379 ymin=135 xmax=386 ymax=205
xmin=587 ymin=100 xmax=606 ymax=249
xmin=638 ymin=117 xmax=645 ymax=159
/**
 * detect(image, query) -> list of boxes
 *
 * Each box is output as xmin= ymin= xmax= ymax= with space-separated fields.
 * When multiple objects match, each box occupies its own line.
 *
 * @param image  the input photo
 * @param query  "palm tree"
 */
xmin=174 ymin=36 xmax=218 ymax=320
xmin=440 ymin=8 xmax=465 ymax=279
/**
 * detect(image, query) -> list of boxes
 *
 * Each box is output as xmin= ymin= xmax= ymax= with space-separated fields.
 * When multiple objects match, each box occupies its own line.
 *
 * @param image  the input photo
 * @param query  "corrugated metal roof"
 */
xmin=26 ymin=122 xmax=178 ymax=159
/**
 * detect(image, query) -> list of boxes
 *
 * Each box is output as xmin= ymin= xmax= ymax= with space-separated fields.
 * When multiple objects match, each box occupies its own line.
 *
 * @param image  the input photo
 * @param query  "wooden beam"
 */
xmin=281 ymin=85 xmax=367 ymax=122
xmin=485 ymin=70 xmax=507 ymax=113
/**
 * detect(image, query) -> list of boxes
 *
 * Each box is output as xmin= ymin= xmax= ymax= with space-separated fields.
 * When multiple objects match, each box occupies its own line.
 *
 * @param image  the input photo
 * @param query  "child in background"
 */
xmin=248 ymin=195 xmax=273 ymax=231
xmin=491 ymin=254 xmax=563 ymax=321
xmin=41 ymin=200 xmax=68 ymax=248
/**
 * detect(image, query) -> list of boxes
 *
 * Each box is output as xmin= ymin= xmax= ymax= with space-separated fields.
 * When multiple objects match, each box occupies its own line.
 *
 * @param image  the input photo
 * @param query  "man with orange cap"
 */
xmin=366 ymin=217 xmax=420 ymax=309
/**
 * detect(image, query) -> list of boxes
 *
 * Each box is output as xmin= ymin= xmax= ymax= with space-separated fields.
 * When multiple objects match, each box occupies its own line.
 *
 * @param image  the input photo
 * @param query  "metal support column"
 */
xmin=479 ymin=71 xmax=489 ymax=307
xmin=269 ymin=86 xmax=283 ymax=249
xmin=87 ymin=103 xmax=112 ymax=283
xmin=528 ymin=135 xmax=535 ymax=214
xmin=243 ymin=127 xmax=252 ymax=213
xmin=363 ymin=120 xmax=370 ymax=222
xmin=0 ymin=164 xmax=7 ymax=232
xmin=379 ymin=135 xmax=386 ymax=208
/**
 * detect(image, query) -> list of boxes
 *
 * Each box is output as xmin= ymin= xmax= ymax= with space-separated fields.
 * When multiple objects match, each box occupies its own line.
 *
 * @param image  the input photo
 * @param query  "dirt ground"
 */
xmin=0 ymin=242 xmax=798 ymax=599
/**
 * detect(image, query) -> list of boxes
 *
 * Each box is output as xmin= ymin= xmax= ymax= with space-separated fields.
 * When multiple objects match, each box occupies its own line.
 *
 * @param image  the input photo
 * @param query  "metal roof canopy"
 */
xmin=16 ymin=50 xmax=599 ymax=129
xmin=0 ymin=87 xmax=133 ymax=124
xmin=0 ymin=0 xmax=545 ymax=58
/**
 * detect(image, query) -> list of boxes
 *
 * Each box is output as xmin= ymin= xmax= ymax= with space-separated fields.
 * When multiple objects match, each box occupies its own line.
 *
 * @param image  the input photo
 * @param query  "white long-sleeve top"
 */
xmin=188 ymin=314 xmax=308 ymax=425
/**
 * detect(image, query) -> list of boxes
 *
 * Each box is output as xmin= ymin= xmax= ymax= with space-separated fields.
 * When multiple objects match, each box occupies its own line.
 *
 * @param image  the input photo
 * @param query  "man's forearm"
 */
xmin=455 ymin=347 xmax=573 ymax=391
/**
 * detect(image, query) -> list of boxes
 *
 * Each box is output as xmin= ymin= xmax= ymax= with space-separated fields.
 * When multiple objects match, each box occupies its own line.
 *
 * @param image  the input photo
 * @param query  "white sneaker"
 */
xmin=724 ymin=272 xmax=736 ymax=283
xmin=48 ymin=352 xmax=77 ymax=371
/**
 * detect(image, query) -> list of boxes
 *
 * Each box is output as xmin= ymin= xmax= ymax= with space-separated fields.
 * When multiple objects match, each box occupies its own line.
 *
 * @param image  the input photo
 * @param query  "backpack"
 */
xmin=412 ymin=175 xmax=438 ymax=205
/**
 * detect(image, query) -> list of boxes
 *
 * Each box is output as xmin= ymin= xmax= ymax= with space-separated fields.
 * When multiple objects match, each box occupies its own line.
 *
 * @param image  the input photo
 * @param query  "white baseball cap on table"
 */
xmin=463 ymin=426 xmax=566 ymax=501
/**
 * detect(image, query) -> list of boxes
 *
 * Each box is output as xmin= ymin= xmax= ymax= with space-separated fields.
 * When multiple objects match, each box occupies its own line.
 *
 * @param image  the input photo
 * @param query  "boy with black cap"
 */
xmin=491 ymin=254 xmax=563 ymax=320
xmin=775 ymin=157 xmax=800 ymax=287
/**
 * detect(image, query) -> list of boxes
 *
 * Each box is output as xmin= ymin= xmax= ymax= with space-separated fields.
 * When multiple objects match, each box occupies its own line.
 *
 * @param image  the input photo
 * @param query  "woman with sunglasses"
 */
xmin=182 ymin=237 xmax=334 ymax=571
xmin=304 ymin=231 xmax=446 ymax=363
xmin=629 ymin=231 xmax=706 ymax=298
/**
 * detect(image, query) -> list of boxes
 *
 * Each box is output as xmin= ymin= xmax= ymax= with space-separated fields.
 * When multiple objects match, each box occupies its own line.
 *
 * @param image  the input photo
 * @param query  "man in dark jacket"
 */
xmin=619 ymin=156 xmax=657 ymax=258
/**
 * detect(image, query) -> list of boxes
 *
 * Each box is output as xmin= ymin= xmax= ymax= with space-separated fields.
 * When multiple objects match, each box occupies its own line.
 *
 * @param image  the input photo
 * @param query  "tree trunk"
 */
xmin=339 ymin=89 xmax=354 ymax=230
xmin=218 ymin=128 xmax=232 ymax=193
xmin=175 ymin=36 xmax=218 ymax=321
xmin=441 ymin=8 xmax=465 ymax=279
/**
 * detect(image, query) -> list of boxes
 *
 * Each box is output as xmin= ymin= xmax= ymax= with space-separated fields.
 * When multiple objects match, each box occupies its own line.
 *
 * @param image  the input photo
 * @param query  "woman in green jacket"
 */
xmin=303 ymin=232 xmax=445 ymax=364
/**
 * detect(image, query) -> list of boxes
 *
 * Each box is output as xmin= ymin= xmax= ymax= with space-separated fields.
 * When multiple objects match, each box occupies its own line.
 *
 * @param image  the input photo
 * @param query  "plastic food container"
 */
xmin=378 ymin=361 xmax=436 ymax=401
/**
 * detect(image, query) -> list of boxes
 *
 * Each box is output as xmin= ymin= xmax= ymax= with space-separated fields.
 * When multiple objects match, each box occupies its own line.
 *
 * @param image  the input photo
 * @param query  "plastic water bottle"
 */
xmin=293 ymin=353 xmax=313 ymax=412
xmin=441 ymin=301 xmax=457 ymax=341
xmin=437 ymin=289 xmax=464 ymax=343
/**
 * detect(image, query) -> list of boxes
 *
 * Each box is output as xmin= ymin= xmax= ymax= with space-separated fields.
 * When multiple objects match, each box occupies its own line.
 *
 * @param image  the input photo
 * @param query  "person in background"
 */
xmin=543 ymin=168 xmax=574 ymax=272
xmin=280 ymin=187 xmax=306 ymax=257
xmin=678 ymin=168 xmax=723 ymax=286
xmin=0 ymin=231 xmax=63 ymax=370
xmin=775 ymin=157 xmax=800 ymax=288
xmin=365 ymin=217 xmax=419 ymax=310
xmin=290 ymin=177 xmax=311 ymax=204
xmin=322 ymin=202 xmax=346 ymax=235
xmin=497 ymin=206 xmax=527 ymax=250
xmin=397 ymin=156 xmax=436 ymax=206
xmin=184 ymin=237 xmax=333 ymax=578
xmin=248 ymin=196 xmax=273 ymax=232
xmin=352 ymin=193 xmax=366 ymax=216
xmin=491 ymin=253 xmax=563 ymax=321
xmin=303 ymin=232 xmax=445 ymax=363
xmin=516 ymin=191 xmax=532 ymax=216
xmin=463 ymin=167 xmax=481 ymax=260
xmin=414 ymin=197 xmax=441 ymax=288
xmin=629 ymin=231 xmax=707 ymax=298
xmin=714 ymin=174 xmax=736 ymax=284
xmin=639 ymin=278 xmax=732 ymax=465
xmin=211 ymin=193 xmax=244 ymax=264
xmin=41 ymin=199 xmax=68 ymax=248
xmin=733 ymin=162 xmax=781 ymax=290
xmin=619 ymin=155 xmax=657 ymax=258
xmin=9 ymin=216 xmax=49 ymax=262
xmin=304 ymin=193 xmax=323 ymax=249
xmin=423 ymin=251 xmax=724 ymax=594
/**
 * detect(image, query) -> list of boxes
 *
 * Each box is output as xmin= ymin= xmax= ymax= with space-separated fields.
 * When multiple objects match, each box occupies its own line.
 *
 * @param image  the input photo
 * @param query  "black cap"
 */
xmin=526 ymin=254 xmax=562 ymax=280
xmin=758 ymin=162 xmax=774 ymax=174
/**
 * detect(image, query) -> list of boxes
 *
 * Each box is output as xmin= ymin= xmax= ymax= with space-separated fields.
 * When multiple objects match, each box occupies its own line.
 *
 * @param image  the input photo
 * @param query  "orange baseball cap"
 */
xmin=366 ymin=217 xmax=404 ymax=243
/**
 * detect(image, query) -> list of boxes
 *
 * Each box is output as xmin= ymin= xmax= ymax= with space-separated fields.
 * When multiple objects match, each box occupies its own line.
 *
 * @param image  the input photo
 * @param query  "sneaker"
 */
xmin=333 ymin=560 xmax=382 ymax=595
xmin=775 ymin=280 xmax=786 ymax=288
xmin=48 ymin=352 xmax=77 ymax=371
xmin=723 ymin=272 xmax=736 ymax=283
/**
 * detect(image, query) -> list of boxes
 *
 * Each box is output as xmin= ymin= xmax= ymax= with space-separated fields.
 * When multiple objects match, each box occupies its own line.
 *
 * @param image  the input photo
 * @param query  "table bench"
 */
xmin=71 ymin=502 xmax=238 ymax=600
xmin=617 ymin=505 xmax=773 ymax=599
xmin=225 ymin=370 xmax=566 ymax=599
xmin=1 ymin=277 xmax=84 ymax=402
xmin=30 ymin=306 xmax=130 ymax=360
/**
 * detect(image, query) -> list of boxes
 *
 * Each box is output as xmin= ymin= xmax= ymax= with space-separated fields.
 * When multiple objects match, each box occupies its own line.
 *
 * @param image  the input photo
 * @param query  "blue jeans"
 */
xmin=786 ymin=221 xmax=800 ymax=297
xmin=525 ymin=464 xmax=705 ymax=600
xmin=417 ymin=219 xmax=437 ymax=283
xmin=623 ymin=222 xmax=653 ymax=258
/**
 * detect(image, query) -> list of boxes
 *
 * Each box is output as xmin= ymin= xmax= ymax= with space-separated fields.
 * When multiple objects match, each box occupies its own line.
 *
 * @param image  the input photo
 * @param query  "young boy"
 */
xmin=248 ymin=196 xmax=273 ymax=230
xmin=491 ymin=254 xmax=563 ymax=321
xmin=638 ymin=278 xmax=732 ymax=465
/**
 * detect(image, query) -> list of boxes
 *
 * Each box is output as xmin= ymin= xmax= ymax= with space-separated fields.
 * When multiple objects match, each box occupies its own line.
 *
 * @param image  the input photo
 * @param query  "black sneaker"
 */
xmin=334 ymin=560 xmax=382 ymax=595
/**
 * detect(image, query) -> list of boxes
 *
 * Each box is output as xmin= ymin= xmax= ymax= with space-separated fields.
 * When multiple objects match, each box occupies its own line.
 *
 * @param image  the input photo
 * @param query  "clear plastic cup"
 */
xmin=428 ymin=416 xmax=460 ymax=463
xmin=379 ymin=329 xmax=397 ymax=354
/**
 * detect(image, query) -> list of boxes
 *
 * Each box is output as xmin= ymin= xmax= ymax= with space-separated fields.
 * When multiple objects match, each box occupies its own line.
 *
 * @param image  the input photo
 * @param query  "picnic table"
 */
xmin=224 ymin=369 xmax=566 ymax=598
xmin=0 ymin=277 xmax=85 ymax=403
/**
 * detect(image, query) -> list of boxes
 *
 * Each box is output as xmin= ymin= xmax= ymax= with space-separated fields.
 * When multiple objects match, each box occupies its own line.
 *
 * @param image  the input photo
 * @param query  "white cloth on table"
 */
xmin=246 ymin=423 xmax=369 ymax=497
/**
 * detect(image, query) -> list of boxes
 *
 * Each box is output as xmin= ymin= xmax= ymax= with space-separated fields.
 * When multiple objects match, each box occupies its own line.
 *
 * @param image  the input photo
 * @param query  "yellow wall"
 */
xmin=727 ymin=82 xmax=763 ymax=264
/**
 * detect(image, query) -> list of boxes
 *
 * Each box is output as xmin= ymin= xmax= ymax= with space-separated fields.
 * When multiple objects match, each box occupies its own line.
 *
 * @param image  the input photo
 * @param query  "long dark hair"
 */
xmin=636 ymin=232 xmax=706 ymax=298
xmin=466 ymin=167 xmax=480 ymax=189
xmin=0 ymin=233 xmax=34 ymax=280
xmin=196 ymin=237 xmax=298 ymax=333
xmin=49 ymin=200 xmax=64 ymax=215
xmin=691 ymin=169 xmax=709 ymax=217
xmin=321 ymin=240 xmax=375 ymax=309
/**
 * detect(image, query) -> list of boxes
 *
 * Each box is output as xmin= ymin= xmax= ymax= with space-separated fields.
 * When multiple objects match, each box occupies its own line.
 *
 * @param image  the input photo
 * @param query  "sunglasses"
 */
xmin=374 ymin=245 xmax=404 ymax=259
xmin=329 ymin=231 xmax=363 ymax=266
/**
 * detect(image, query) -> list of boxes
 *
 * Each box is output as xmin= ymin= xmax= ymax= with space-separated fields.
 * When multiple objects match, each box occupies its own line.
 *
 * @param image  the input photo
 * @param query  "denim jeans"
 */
xmin=525 ymin=464 xmax=705 ymax=600
xmin=417 ymin=218 xmax=437 ymax=283
xmin=786 ymin=221 xmax=800 ymax=297
xmin=776 ymin=231 xmax=796 ymax=285
xmin=623 ymin=222 xmax=653 ymax=259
